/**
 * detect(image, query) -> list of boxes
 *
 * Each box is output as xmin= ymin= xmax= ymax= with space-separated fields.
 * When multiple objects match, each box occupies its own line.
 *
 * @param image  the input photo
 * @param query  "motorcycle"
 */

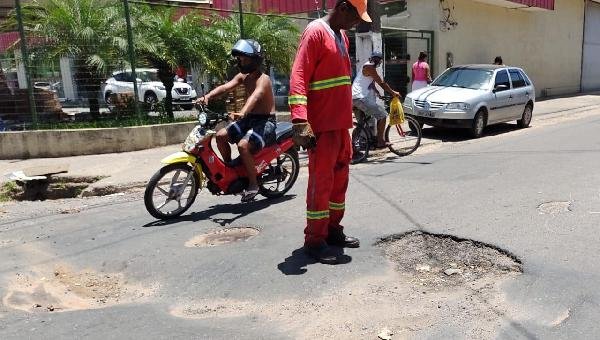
xmin=143 ymin=103 xmax=299 ymax=220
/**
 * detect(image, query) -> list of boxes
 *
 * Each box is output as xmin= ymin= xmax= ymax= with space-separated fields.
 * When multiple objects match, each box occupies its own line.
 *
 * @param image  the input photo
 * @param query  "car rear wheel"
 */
xmin=517 ymin=104 xmax=533 ymax=128
xmin=470 ymin=110 xmax=486 ymax=138
xmin=144 ymin=92 xmax=158 ymax=110
xmin=105 ymin=92 xmax=114 ymax=112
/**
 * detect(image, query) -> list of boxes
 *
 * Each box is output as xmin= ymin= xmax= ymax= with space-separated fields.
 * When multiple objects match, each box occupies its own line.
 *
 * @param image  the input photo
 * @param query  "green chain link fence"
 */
xmin=0 ymin=0 xmax=309 ymax=131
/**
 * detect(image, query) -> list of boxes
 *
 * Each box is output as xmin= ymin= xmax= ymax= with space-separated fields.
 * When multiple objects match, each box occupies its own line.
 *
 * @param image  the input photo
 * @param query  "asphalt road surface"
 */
xmin=1 ymin=109 xmax=599 ymax=339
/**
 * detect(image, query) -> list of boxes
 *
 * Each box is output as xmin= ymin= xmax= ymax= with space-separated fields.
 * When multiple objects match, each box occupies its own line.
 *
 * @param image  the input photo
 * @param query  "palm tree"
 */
xmin=207 ymin=13 xmax=300 ymax=82
xmin=133 ymin=6 xmax=207 ymax=119
xmin=2 ymin=0 xmax=125 ymax=119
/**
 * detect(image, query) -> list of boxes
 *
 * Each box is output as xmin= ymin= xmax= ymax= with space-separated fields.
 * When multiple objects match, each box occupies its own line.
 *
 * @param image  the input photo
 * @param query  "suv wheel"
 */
xmin=105 ymin=92 xmax=114 ymax=112
xmin=144 ymin=92 xmax=158 ymax=109
xmin=105 ymin=92 xmax=113 ymax=104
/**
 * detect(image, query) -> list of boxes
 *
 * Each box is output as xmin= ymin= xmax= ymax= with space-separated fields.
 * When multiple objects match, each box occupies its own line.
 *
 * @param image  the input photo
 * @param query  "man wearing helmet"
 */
xmin=197 ymin=39 xmax=276 ymax=202
xmin=352 ymin=51 xmax=401 ymax=149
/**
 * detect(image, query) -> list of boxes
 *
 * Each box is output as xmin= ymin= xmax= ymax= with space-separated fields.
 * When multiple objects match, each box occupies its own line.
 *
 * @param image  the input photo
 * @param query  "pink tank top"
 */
xmin=412 ymin=61 xmax=428 ymax=81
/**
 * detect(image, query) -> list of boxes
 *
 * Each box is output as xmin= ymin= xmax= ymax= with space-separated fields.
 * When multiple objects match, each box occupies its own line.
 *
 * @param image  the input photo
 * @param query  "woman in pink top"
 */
xmin=411 ymin=51 xmax=432 ymax=92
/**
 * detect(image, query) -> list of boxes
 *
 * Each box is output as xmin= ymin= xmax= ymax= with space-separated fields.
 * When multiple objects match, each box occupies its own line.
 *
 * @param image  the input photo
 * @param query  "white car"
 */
xmin=103 ymin=68 xmax=197 ymax=110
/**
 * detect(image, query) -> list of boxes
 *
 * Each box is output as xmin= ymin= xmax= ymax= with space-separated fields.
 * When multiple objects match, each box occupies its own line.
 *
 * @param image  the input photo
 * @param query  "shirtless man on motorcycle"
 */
xmin=196 ymin=39 xmax=276 ymax=202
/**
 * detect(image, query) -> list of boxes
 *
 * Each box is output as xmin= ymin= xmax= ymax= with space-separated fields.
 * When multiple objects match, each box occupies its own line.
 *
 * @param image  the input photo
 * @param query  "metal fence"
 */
xmin=0 ymin=0 xmax=425 ymax=131
xmin=0 ymin=0 xmax=318 ymax=131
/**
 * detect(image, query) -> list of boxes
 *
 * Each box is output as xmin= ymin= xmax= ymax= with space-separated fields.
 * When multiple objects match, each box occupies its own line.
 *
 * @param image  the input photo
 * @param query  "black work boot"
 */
xmin=304 ymin=241 xmax=340 ymax=265
xmin=327 ymin=228 xmax=360 ymax=248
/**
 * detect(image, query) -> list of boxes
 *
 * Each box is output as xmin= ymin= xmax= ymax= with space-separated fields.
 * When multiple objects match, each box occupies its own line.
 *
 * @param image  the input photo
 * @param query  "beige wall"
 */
xmin=387 ymin=0 xmax=585 ymax=96
xmin=0 ymin=122 xmax=197 ymax=159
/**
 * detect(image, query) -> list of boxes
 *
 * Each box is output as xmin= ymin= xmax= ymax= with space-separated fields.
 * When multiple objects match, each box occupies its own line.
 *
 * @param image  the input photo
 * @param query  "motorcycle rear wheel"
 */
xmin=259 ymin=147 xmax=300 ymax=199
xmin=144 ymin=163 xmax=200 ymax=220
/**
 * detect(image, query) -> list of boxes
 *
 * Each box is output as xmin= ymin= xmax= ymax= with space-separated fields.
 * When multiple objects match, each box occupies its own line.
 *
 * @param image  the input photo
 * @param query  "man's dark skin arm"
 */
xmin=195 ymin=73 xmax=244 ymax=108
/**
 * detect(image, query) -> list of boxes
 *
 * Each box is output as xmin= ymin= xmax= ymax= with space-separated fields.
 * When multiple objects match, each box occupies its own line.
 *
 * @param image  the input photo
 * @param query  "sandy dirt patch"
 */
xmin=2 ymin=265 xmax=156 ymax=313
xmin=184 ymin=227 xmax=260 ymax=248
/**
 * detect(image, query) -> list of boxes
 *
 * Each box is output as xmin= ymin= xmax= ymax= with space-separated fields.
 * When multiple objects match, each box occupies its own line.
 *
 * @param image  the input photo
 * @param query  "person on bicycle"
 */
xmin=351 ymin=51 xmax=401 ymax=149
xmin=196 ymin=39 xmax=276 ymax=202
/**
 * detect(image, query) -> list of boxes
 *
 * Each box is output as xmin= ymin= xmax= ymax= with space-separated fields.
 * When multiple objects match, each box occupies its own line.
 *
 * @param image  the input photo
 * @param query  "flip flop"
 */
xmin=241 ymin=188 xmax=259 ymax=202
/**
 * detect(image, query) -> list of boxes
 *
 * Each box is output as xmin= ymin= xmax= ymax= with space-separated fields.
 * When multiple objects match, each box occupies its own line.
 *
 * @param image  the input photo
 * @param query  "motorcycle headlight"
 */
xmin=446 ymin=102 xmax=471 ymax=111
xmin=198 ymin=112 xmax=207 ymax=125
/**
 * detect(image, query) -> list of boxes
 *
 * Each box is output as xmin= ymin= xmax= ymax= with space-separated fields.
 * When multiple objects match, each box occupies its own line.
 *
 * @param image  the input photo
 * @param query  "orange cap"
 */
xmin=348 ymin=0 xmax=372 ymax=23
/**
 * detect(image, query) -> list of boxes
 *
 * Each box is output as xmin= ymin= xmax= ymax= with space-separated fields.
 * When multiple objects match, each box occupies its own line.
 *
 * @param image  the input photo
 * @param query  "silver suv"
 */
xmin=404 ymin=65 xmax=535 ymax=138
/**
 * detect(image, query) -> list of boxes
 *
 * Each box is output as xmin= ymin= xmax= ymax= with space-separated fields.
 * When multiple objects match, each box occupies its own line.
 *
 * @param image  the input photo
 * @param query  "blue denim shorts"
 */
xmin=227 ymin=115 xmax=276 ymax=151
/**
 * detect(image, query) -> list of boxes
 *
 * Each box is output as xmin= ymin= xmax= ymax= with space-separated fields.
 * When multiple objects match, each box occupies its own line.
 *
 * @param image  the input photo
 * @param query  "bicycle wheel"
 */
xmin=385 ymin=116 xmax=422 ymax=157
xmin=351 ymin=125 xmax=370 ymax=164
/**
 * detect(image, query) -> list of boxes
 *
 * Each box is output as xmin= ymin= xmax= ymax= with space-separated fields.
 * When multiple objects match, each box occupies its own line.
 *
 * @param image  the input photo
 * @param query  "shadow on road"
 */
xmin=421 ymin=123 xmax=522 ymax=142
xmin=277 ymin=247 xmax=352 ymax=275
xmin=141 ymin=194 xmax=297 ymax=228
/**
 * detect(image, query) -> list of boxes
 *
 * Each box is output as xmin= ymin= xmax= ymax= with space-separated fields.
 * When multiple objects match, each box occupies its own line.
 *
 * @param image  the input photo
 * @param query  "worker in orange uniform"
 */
xmin=289 ymin=0 xmax=372 ymax=265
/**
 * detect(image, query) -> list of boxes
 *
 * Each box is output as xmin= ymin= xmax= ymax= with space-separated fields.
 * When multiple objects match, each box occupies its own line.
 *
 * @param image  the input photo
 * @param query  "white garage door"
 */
xmin=582 ymin=1 xmax=600 ymax=91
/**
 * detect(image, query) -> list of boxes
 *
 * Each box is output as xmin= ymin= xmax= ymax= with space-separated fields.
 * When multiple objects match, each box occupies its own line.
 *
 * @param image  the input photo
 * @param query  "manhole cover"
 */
xmin=377 ymin=231 xmax=522 ymax=288
xmin=538 ymin=201 xmax=572 ymax=214
xmin=185 ymin=227 xmax=260 ymax=247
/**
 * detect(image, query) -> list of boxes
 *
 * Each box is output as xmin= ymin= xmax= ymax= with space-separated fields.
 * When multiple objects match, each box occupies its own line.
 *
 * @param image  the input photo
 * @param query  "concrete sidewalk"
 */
xmin=1 ymin=91 xmax=599 ymax=197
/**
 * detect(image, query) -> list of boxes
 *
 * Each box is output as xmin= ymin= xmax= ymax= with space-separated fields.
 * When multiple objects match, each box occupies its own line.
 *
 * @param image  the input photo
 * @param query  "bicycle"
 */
xmin=351 ymin=98 xmax=422 ymax=164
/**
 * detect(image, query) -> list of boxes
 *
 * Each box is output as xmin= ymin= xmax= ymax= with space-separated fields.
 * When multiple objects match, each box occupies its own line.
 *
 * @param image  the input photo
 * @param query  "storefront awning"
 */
xmin=473 ymin=0 xmax=554 ymax=11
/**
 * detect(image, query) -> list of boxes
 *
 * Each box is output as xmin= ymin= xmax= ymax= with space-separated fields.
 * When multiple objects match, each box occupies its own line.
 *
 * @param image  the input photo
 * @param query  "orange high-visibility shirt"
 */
xmin=289 ymin=19 xmax=353 ymax=133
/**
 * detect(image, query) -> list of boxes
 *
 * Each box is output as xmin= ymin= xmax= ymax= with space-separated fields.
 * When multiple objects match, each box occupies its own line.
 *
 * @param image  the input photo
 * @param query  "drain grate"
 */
xmin=185 ymin=227 xmax=260 ymax=247
xmin=377 ymin=231 xmax=522 ymax=288
xmin=538 ymin=201 xmax=572 ymax=215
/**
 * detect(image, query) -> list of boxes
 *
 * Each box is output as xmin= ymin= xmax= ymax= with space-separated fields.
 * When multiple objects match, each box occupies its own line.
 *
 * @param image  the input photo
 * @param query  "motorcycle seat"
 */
xmin=275 ymin=122 xmax=293 ymax=144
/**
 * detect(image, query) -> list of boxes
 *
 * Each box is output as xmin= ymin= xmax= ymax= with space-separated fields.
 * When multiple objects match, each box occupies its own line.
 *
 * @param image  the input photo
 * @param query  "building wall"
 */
xmin=384 ymin=0 xmax=585 ymax=96
xmin=426 ymin=0 xmax=584 ymax=96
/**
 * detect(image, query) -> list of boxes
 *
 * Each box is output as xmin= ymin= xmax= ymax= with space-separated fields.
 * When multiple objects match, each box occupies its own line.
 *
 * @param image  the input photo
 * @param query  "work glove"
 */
xmin=292 ymin=122 xmax=316 ymax=150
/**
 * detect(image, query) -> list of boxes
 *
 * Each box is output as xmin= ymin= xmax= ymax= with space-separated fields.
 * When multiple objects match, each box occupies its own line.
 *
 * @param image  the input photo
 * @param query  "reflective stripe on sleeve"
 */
xmin=288 ymin=95 xmax=308 ymax=105
xmin=309 ymin=76 xmax=351 ymax=91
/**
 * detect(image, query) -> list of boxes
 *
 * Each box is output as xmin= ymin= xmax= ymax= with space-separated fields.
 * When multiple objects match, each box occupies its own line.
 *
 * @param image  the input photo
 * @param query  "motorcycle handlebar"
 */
xmin=194 ymin=103 xmax=230 ymax=127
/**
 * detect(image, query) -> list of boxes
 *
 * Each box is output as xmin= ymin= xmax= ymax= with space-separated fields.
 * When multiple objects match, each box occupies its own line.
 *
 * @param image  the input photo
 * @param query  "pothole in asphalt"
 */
xmin=2 ymin=265 xmax=156 ymax=313
xmin=538 ymin=201 xmax=572 ymax=214
xmin=185 ymin=227 xmax=260 ymax=247
xmin=2 ymin=176 xmax=105 ymax=201
xmin=377 ymin=231 xmax=522 ymax=288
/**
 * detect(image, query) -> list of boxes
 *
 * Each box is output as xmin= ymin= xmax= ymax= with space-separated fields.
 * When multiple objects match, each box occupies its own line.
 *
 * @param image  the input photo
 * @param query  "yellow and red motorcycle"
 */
xmin=143 ymin=104 xmax=299 ymax=220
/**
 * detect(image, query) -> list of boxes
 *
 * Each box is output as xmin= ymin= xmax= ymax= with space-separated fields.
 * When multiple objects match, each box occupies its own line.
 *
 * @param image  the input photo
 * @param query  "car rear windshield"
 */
xmin=431 ymin=68 xmax=493 ymax=90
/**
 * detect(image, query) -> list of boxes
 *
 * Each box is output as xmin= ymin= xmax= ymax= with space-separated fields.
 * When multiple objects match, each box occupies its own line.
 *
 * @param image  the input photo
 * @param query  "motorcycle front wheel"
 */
xmin=259 ymin=147 xmax=300 ymax=199
xmin=144 ymin=163 xmax=200 ymax=220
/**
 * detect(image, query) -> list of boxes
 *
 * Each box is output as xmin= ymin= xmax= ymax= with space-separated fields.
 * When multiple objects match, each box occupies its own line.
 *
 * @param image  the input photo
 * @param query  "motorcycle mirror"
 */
xmin=200 ymin=83 xmax=205 ymax=95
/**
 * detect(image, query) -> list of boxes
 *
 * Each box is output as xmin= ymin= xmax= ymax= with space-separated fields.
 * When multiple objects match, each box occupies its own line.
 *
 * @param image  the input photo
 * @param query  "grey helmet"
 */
xmin=231 ymin=39 xmax=264 ymax=74
xmin=231 ymin=39 xmax=264 ymax=62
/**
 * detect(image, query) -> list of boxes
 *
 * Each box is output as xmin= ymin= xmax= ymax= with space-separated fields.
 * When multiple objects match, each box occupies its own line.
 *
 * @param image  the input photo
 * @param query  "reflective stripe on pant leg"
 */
xmin=305 ymin=131 xmax=339 ymax=245
xmin=329 ymin=129 xmax=351 ymax=230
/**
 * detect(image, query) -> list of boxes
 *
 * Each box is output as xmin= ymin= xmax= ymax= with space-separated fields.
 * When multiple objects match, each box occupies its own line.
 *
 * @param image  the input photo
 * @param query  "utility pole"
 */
xmin=15 ymin=0 xmax=38 ymax=128
xmin=238 ymin=0 xmax=244 ymax=39
xmin=123 ymin=0 xmax=141 ymax=119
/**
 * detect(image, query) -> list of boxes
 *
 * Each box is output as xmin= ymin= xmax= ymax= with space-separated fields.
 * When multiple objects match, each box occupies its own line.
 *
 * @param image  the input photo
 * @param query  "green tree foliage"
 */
xmin=2 ymin=0 xmax=127 ymax=119
xmin=204 ymin=13 xmax=300 ymax=82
